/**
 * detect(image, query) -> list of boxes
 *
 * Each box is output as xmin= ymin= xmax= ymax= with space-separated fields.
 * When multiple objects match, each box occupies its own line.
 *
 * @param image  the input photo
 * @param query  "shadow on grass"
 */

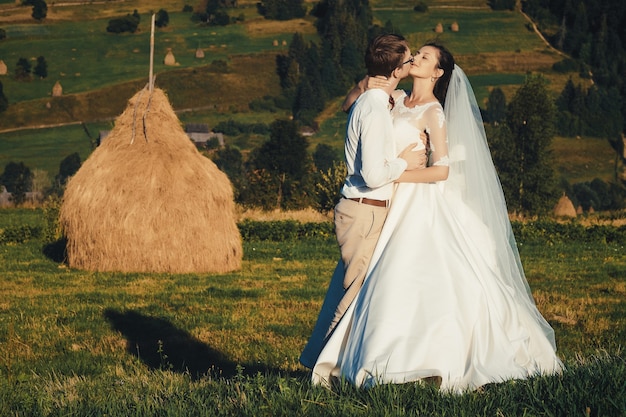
xmin=103 ymin=308 xmax=307 ymax=380
xmin=42 ymin=237 xmax=67 ymax=264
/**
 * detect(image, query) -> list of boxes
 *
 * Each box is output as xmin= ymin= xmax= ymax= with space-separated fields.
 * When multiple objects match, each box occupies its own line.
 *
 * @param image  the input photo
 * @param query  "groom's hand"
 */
xmin=399 ymin=143 xmax=427 ymax=170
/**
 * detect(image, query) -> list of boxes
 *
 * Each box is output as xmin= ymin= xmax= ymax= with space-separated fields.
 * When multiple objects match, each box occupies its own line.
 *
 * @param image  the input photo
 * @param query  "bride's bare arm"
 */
xmin=341 ymin=76 xmax=393 ymax=112
xmin=341 ymin=77 xmax=367 ymax=112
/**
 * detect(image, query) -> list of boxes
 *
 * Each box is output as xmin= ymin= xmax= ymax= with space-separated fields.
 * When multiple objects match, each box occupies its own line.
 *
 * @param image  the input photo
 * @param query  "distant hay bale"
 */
xmin=451 ymin=22 xmax=459 ymax=32
xmin=435 ymin=22 xmax=443 ymax=33
xmin=0 ymin=60 xmax=7 ymax=75
xmin=553 ymin=194 xmax=576 ymax=218
xmin=195 ymin=48 xmax=205 ymax=58
xmin=164 ymin=49 xmax=176 ymax=66
xmin=52 ymin=81 xmax=63 ymax=96
xmin=59 ymin=87 xmax=243 ymax=274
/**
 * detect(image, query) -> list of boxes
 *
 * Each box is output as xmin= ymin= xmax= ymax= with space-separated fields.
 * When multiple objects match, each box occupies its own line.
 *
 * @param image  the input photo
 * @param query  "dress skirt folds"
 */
xmin=311 ymin=180 xmax=562 ymax=392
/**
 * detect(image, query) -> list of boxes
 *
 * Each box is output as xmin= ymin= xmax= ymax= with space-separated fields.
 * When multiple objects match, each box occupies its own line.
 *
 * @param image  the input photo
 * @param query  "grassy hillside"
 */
xmin=0 ymin=0 xmax=608 ymax=186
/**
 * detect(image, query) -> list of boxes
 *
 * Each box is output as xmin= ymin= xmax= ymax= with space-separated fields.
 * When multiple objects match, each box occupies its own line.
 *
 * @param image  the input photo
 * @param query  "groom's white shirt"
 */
xmin=341 ymin=88 xmax=406 ymax=201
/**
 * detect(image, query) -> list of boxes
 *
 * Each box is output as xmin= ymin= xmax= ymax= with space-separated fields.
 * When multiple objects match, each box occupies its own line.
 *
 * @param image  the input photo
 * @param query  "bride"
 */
xmin=302 ymin=42 xmax=563 ymax=392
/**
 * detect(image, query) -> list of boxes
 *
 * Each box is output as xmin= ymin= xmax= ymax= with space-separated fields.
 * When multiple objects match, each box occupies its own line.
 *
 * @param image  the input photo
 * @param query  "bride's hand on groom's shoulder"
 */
xmin=366 ymin=75 xmax=391 ymax=90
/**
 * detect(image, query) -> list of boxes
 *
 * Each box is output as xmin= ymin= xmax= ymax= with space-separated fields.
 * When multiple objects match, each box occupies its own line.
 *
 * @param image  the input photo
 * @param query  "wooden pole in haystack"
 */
xmin=149 ymin=13 xmax=155 ymax=91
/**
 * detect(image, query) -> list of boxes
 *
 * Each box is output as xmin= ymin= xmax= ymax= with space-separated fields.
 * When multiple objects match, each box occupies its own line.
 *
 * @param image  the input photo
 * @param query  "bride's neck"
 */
xmin=406 ymin=78 xmax=437 ymax=105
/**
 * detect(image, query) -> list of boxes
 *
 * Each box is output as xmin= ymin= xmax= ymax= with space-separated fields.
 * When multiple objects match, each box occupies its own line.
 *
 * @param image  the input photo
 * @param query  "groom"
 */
xmin=300 ymin=34 xmax=426 ymax=369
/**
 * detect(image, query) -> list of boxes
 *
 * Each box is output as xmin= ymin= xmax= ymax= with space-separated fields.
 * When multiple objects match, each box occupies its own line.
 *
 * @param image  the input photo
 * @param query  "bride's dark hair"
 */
xmin=424 ymin=41 xmax=455 ymax=105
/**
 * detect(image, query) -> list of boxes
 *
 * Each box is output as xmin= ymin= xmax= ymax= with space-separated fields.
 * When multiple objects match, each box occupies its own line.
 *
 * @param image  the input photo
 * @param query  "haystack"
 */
xmin=59 ymin=87 xmax=242 ymax=273
xmin=195 ymin=47 xmax=205 ymax=58
xmin=164 ymin=49 xmax=176 ymax=66
xmin=435 ymin=23 xmax=443 ymax=33
xmin=52 ymin=81 xmax=63 ymax=96
xmin=451 ymin=21 xmax=459 ymax=32
xmin=553 ymin=194 xmax=576 ymax=218
xmin=0 ymin=60 xmax=7 ymax=75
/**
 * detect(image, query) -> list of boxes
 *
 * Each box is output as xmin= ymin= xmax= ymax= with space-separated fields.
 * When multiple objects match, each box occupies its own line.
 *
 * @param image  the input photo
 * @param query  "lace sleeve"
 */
xmin=425 ymin=104 xmax=449 ymax=167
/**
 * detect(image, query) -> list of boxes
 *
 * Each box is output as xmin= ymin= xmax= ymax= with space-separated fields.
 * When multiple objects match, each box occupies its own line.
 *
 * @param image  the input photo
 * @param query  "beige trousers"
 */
xmin=329 ymin=197 xmax=389 ymax=334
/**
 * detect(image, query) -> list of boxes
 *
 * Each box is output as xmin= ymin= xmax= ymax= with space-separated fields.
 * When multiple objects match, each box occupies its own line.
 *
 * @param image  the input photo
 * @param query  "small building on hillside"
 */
xmin=184 ymin=123 xmax=224 ymax=147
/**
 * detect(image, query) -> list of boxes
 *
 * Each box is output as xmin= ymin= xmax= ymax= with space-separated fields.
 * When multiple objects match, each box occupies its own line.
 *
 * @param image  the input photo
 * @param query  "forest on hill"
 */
xmin=0 ymin=0 xmax=624 ymax=217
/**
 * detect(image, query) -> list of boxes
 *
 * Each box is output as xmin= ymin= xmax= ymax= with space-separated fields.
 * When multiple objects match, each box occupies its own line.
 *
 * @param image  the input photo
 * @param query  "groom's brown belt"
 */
xmin=347 ymin=197 xmax=389 ymax=207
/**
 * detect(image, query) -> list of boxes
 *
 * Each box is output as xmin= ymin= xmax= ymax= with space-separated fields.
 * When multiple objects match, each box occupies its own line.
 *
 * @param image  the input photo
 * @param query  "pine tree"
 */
xmin=155 ymin=9 xmax=169 ymax=28
xmin=502 ymin=75 xmax=559 ymax=214
xmin=33 ymin=56 xmax=47 ymax=79
xmin=14 ymin=57 xmax=31 ymax=80
xmin=486 ymin=87 xmax=506 ymax=125
xmin=563 ymin=2 xmax=589 ymax=57
xmin=247 ymin=119 xmax=314 ymax=209
xmin=0 ymin=162 xmax=32 ymax=205
xmin=31 ymin=0 xmax=47 ymax=21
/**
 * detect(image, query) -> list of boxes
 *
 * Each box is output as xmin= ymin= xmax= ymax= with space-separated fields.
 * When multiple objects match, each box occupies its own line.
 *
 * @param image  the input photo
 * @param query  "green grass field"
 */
xmin=0 ymin=10 xmax=299 ymax=103
xmin=0 ymin=208 xmax=625 ymax=415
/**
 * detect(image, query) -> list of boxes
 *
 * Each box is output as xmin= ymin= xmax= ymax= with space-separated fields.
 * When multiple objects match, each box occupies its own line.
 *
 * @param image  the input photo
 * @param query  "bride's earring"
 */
xmin=431 ymin=76 xmax=436 ymax=82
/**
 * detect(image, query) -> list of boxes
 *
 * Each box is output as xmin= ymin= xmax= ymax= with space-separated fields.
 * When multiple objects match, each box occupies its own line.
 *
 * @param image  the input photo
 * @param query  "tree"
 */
xmin=257 ymin=0 xmax=306 ymax=20
xmin=247 ymin=119 xmax=315 ymax=209
xmin=15 ymin=57 xmax=31 ymax=80
xmin=55 ymin=152 xmax=81 ymax=188
xmin=313 ymin=143 xmax=341 ymax=172
xmin=277 ymin=0 xmax=372 ymax=123
xmin=155 ymin=9 xmax=169 ymax=28
xmin=499 ymin=75 xmax=560 ymax=214
xmin=205 ymin=0 xmax=230 ymax=25
xmin=314 ymin=160 xmax=346 ymax=213
xmin=0 ymin=162 xmax=32 ymax=205
xmin=0 ymin=81 xmax=8 ymax=113
xmin=485 ymin=87 xmax=507 ymax=125
xmin=31 ymin=0 xmax=47 ymax=21
xmin=33 ymin=56 xmax=47 ymax=79
xmin=106 ymin=10 xmax=140 ymax=33
xmin=212 ymin=146 xmax=246 ymax=202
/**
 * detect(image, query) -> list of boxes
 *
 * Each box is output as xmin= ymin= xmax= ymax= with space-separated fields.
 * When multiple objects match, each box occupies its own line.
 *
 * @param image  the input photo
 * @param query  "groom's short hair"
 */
xmin=365 ymin=34 xmax=408 ymax=78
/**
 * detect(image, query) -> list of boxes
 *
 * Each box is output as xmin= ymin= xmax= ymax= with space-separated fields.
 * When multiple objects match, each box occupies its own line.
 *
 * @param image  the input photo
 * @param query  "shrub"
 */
xmin=0 ymin=225 xmax=42 ymax=244
xmin=413 ymin=2 xmax=428 ymax=12
xmin=237 ymin=219 xmax=333 ymax=241
xmin=552 ymin=58 xmax=579 ymax=73
xmin=106 ymin=12 xmax=140 ymax=34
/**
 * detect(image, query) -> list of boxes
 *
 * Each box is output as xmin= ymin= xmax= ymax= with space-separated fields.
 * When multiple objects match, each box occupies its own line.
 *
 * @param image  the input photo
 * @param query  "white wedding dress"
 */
xmin=311 ymin=69 xmax=563 ymax=392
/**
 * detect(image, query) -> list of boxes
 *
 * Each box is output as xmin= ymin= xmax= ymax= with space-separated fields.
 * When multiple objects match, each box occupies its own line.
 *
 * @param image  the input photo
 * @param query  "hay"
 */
xmin=164 ymin=49 xmax=176 ymax=66
xmin=60 ymin=87 xmax=242 ymax=273
xmin=553 ymin=194 xmax=576 ymax=218
xmin=52 ymin=81 xmax=62 ymax=96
